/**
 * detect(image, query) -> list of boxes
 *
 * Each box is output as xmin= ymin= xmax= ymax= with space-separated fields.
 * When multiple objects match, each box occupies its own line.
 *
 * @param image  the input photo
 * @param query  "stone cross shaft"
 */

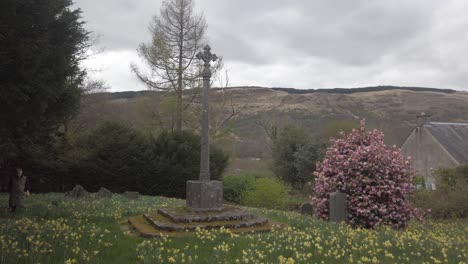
xmin=196 ymin=45 xmax=217 ymax=181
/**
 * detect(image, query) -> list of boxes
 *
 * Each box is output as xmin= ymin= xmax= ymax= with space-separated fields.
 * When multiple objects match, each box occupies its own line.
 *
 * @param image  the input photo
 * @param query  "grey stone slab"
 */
xmin=96 ymin=187 xmax=113 ymax=198
xmin=143 ymin=213 xmax=268 ymax=232
xmin=158 ymin=207 xmax=255 ymax=223
xmin=186 ymin=180 xmax=223 ymax=211
xmin=300 ymin=202 xmax=314 ymax=216
xmin=329 ymin=191 xmax=347 ymax=223
xmin=124 ymin=191 xmax=139 ymax=199
xmin=65 ymin=185 xmax=89 ymax=199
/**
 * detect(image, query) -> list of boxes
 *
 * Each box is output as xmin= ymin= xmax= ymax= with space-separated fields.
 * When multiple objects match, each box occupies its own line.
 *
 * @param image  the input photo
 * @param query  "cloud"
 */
xmin=75 ymin=0 xmax=468 ymax=91
xmin=82 ymin=50 xmax=146 ymax=92
xmin=74 ymin=0 xmax=163 ymax=50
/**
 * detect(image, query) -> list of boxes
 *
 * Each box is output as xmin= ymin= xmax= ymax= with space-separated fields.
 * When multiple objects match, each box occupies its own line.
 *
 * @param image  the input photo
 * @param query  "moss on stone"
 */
xmin=127 ymin=214 xmax=284 ymax=238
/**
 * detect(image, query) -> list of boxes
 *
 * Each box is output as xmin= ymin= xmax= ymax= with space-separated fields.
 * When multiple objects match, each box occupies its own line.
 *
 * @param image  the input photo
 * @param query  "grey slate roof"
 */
xmin=424 ymin=122 xmax=468 ymax=164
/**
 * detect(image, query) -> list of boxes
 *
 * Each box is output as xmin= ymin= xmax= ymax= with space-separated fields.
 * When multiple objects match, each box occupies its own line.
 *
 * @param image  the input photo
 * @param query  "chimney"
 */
xmin=416 ymin=112 xmax=431 ymax=127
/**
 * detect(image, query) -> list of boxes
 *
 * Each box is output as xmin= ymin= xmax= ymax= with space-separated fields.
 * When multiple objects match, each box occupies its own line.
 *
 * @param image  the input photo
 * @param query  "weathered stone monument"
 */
xmin=66 ymin=185 xmax=89 ymax=199
xmin=124 ymin=191 xmax=139 ymax=199
xmin=127 ymin=45 xmax=281 ymax=237
xmin=96 ymin=187 xmax=113 ymax=198
xmin=186 ymin=45 xmax=223 ymax=212
xmin=329 ymin=191 xmax=347 ymax=223
xmin=300 ymin=202 xmax=314 ymax=216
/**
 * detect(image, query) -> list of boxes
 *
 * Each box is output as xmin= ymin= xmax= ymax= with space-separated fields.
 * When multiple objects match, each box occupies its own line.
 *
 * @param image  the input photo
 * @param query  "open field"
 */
xmin=0 ymin=193 xmax=467 ymax=264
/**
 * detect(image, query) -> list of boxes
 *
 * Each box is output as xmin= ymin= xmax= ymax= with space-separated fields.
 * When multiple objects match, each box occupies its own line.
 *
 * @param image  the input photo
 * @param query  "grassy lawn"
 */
xmin=0 ymin=193 xmax=466 ymax=264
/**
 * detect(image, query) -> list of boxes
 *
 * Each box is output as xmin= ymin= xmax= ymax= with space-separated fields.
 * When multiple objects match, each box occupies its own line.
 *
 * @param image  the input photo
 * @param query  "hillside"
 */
xmin=72 ymin=86 xmax=468 ymax=160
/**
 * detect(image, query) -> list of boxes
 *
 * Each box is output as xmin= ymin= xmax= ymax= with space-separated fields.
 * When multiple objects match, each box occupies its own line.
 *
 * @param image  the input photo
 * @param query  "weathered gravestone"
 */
xmin=66 ymin=185 xmax=89 ymax=199
xmin=96 ymin=187 xmax=113 ymax=198
xmin=186 ymin=45 xmax=223 ymax=212
xmin=300 ymin=202 xmax=314 ymax=216
xmin=329 ymin=191 xmax=347 ymax=223
xmin=124 ymin=191 xmax=139 ymax=199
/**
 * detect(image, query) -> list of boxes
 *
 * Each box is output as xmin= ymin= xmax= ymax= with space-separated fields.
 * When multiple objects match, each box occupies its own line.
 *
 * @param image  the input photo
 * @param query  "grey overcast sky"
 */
xmin=75 ymin=0 xmax=468 ymax=92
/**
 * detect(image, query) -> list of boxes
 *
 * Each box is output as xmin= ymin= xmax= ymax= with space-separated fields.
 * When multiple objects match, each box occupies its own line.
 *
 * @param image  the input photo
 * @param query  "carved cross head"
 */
xmin=196 ymin=45 xmax=218 ymax=69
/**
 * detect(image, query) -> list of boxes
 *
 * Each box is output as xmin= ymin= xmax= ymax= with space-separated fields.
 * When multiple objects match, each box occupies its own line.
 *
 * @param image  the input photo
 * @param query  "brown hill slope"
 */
xmin=72 ymin=87 xmax=468 ymax=159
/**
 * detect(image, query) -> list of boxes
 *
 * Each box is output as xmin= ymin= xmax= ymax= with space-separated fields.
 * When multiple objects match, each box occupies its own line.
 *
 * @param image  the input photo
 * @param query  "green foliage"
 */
xmin=70 ymin=122 xmax=151 ymax=193
xmin=0 ymin=0 xmax=90 ymax=160
xmin=412 ymin=165 xmax=468 ymax=219
xmin=412 ymin=175 xmax=425 ymax=188
xmin=271 ymin=126 xmax=308 ymax=185
xmin=223 ymin=173 xmax=301 ymax=210
xmin=435 ymin=165 xmax=468 ymax=190
xmin=69 ymin=123 xmax=229 ymax=198
xmin=242 ymin=178 xmax=290 ymax=210
xmin=223 ymin=174 xmax=257 ymax=204
xmin=272 ymin=126 xmax=324 ymax=187
xmin=293 ymin=143 xmax=325 ymax=188
xmin=151 ymin=130 xmax=229 ymax=198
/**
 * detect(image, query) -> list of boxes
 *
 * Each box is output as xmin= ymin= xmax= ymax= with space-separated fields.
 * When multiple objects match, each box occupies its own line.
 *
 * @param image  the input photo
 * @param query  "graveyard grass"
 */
xmin=0 ymin=194 xmax=466 ymax=264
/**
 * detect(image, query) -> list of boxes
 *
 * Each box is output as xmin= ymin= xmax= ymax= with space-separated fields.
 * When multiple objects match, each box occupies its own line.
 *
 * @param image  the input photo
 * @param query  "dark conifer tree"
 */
xmin=0 ymin=0 xmax=90 ymax=162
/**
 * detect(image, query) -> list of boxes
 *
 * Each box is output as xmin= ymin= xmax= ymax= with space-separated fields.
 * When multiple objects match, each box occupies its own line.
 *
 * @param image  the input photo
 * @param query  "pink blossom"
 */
xmin=310 ymin=119 xmax=419 ymax=229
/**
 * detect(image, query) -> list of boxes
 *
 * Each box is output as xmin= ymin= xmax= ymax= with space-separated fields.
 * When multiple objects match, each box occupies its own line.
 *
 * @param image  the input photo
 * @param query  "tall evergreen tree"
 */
xmin=0 ymin=0 xmax=90 ymax=162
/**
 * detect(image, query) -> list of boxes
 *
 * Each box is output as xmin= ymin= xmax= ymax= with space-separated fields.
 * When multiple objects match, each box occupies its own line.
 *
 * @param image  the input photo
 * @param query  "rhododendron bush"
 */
xmin=311 ymin=120 xmax=418 ymax=228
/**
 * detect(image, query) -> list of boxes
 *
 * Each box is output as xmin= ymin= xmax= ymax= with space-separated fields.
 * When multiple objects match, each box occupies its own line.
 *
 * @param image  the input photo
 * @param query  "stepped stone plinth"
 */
xmin=158 ymin=207 xmax=254 ymax=223
xmin=128 ymin=205 xmax=281 ymax=238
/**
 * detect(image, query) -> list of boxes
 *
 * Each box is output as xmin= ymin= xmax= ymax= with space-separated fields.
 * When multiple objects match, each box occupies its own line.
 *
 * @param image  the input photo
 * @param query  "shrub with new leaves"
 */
xmin=311 ymin=120 xmax=417 ymax=228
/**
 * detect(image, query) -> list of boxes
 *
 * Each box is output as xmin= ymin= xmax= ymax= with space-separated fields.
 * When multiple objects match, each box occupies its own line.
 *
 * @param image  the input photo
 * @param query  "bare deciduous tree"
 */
xmin=211 ymin=71 xmax=247 ymax=133
xmin=131 ymin=0 xmax=209 ymax=132
xmin=82 ymin=78 xmax=109 ymax=94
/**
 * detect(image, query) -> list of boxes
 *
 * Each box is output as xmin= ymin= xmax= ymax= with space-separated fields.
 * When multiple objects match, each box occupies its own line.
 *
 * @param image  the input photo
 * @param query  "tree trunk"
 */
xmin=175 ymin=0 xmax=186 ymax=132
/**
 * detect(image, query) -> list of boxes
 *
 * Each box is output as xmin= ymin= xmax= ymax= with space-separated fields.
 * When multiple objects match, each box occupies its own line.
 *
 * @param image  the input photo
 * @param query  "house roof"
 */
xmin=424 ymin=122 xmax=468 ymax=164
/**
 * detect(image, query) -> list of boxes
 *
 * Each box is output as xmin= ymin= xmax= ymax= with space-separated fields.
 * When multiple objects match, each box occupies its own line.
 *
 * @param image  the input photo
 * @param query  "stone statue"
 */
xmin=9 ymin=167 xmax=29 ymax=212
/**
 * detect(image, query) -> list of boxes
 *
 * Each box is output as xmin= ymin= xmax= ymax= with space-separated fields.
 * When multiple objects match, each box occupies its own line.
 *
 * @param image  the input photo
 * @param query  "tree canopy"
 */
xmin=132 ymin=0 xmax=209 ymax=132
xmin=0 ymin=0 xmax=90 ymax=163
xmin=272 ymin=126 xmax=324 ymax=187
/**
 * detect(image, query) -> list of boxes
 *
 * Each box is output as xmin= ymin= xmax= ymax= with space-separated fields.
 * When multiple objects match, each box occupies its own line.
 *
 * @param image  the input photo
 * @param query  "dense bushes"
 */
xmin=151 ymin=130 xmax=228 ymax=198
xmin=242 ymin=178 xmax=290 ymax=210
xmin=71 ymin=123 xmax=152 ymax=193
xmin=412 ymin=165 xmax=467 ymax=219
xmin=272 ymin=126 xmax=323 ymax=187
xmin=70 ymin=123 xmax=228 ymax=198
xmin=223 ymin=174 xmax=256 ymax=204
xmin=312 ymin=120 xmax=418 ymax=229
xmin=223 ymin=174 xmax=291 ymax=210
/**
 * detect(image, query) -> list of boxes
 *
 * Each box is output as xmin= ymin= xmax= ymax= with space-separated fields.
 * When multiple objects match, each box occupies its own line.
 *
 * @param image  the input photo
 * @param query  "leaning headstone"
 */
xmin=300 ymin=202 xmax=314 ymax=216
xmin=96 ymin=187 xmax=113 ymax=198
xmin=329 ymin=191 xmax=347 ymax=223
xmin=124 ymin=191 xmax=139 ymax=199
xmin=66 ymin=185 xmax=89 ymax=199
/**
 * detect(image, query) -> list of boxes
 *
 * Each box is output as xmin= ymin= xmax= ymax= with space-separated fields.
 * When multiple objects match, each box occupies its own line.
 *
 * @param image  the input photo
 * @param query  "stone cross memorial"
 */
xmin=186 ymin=45 xmax=223 ymax=212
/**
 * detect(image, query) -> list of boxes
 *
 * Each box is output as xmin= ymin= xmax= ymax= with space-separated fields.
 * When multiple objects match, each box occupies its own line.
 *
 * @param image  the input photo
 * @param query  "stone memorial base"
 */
xmin=186 ymin=180 xmax=223 ymax=212
xmin=128 ymin=205 xmax=282 ymax=238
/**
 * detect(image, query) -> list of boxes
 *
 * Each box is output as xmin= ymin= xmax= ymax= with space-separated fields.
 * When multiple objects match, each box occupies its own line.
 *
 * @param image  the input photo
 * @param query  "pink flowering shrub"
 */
xmin=311 ymin=120 xmax=418 ymax=228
